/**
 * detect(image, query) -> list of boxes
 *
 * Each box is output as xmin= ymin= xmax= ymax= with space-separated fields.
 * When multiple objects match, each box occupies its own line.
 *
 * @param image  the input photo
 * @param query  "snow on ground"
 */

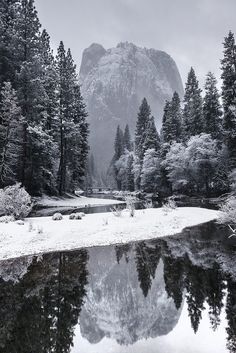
xmin=0 ymin=207 xmax=218 ymax=261
xmin=36 ymin=195 xmax=123 ymax=207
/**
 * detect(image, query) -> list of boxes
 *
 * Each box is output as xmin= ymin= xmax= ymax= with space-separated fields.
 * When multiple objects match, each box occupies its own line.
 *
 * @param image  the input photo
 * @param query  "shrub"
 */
xmin=0 ymin=183 xmax=32 ymax=220
xmin=52 ymin=213 xmax=63 ymax=221
xmin=218 ymin=196 xmax=236 ymax=226
xmin=0 ymin=215 xmax=15 ymax=223
xmin=163 ymin=198 xmax=177 ymax=214
xmin=111 ymin=206 xmax=123 ymax=217
xmin=69 ymin=213 xmax=82 ymax=220
xmin=125 ymin=196 xmax=136 ymax=217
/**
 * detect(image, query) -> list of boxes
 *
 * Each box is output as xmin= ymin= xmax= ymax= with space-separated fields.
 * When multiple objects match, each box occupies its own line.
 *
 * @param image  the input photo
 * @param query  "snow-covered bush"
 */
xmin=16 ymin=220 xmax=24 ymax=225
xmin=163 ymin=134 xmax=219 ymax=194
xmin=0 ymin=215 xmax=15 ymax=223
xmin=0 ymin=183 xmax=32 ymax=220
xmin=52 ymin=213 xmax=63 ymax=221
xmin=140 ymin=149 xmax=161 ymax=192
xmin=125 ymin=196 xmax=136 ymax=217
xmin=163 ymin=199 xmax=177 ymax=214
xmin=218 ymin=196 xmax=236 ymax=226
xmin=111 ymin=206 xmax=123 ymax=217
xmin=69 ymin=213 xmax=82 ymax=220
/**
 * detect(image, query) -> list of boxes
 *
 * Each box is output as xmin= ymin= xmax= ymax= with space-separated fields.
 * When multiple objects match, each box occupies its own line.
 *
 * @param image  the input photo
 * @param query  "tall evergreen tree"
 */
xmin=0 ymin=0 xmax=19 ymax=88
xmin=135 ymin=98 xmax=151 ymax=160
xmin=13 ymin=0 xmax=53 ymax=194
xmin=112 ymin=125 xmax=124 ymax=189
xmin=161 ymin=100 xmax=171 ymax=143
xmin=126 ymin=153 xmax=135 ymax=191
xmin=182 ymin=67 xmax=204 ymax=139
xmin=221 ymin=31 xmax=236 ymax=168
xmin=203 ymin=72 xmax=222 ymax=140
xmin=56 ymin=44 xmax=89 ymax=194
xmin=123 ymin=124 xmax=132 ymax=151
xmin=114 ymin=125 xmax=124 ymax=161
xmin=143 ymin=116 xmax=160 ymax=153
xmin=0 ymin=82 xmax=23 ymax=186
xmin=161 ymin=93 xmax=182 ymax=143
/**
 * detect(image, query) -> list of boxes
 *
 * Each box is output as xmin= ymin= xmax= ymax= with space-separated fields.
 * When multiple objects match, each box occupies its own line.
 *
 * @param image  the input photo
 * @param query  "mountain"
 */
xmin=79 ymin=42 xmax=184 ymax=170
xmin=79 ymin=245 xmax=182 ymax=346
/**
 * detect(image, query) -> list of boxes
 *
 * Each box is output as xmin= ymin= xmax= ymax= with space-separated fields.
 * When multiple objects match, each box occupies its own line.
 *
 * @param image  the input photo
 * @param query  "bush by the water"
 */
xmin=52 ymin=213 xmax=63 ymax=221
xmin=69 ymin=213 xmax=82 ymax=220
xmin=0 ymin=184 xmax=32 ymax=220
xmin=219 ymin=196 xmax=236 ymax=226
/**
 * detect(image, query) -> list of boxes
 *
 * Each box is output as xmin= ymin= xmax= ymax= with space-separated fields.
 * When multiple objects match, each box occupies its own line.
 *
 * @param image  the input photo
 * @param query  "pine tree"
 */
xmin=221 ymin=31 xmax=236 ymax=168
xmin=143 ymin=116 xmax=160 ymax=153
xmin=126 ymin=153 xmax=135 ymax=191
xmin=161 ymin=100 xmax=171 ymax=143
xmin=161 ymin=93 xmax=182 ymax=143
xmin=40 ymin=29 xmax=58 ymax=132
xmin=56 ymin=44 xmax=89 ymax=194
xmin=135 ymin=98 xmax=151 ymax=160
xmin=0 ymin=82 xmax=23 ymax=187
xmin=182 ymin=67 xmax=204 ymax=139
xmin=170 ymin=92 xmax=182 ymax=142
xmin=123 ymin=124 xmax=132 ymax=151
xmin=114 ymin=125 xmax=124 ymax=161
xmin=0 ymin=0 xmax=19 ymax=87
xmin=13 ymin=0 xmax=53 ymax=194
xmin=112 ymin=125 xmax=124 ymax=189
xmin=68 ymin=83 xmax=89 ymax=190
xmin=203 ymin=72 xmax=222 ymax=140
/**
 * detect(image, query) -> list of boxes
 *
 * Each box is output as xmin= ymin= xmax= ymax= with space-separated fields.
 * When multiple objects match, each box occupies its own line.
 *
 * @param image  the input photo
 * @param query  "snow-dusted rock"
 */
xmin=80 ymin=42 xmax=183 ymax=169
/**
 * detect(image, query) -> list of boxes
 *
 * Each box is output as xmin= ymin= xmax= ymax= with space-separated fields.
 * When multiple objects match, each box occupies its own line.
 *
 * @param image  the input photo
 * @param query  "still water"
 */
xmin=0 ymin=221 xmax=235 ymax=353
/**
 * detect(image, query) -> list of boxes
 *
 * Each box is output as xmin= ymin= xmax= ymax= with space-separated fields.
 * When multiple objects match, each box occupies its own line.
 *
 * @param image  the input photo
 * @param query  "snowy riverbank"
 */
xmin=0 ymin=207 xmax=218 ymax=261
xmin=36 ymin=195 xmax=124 ymax=207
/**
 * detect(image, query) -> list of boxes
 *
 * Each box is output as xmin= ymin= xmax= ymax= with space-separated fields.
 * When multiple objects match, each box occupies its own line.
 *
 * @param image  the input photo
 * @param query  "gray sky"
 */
xmin=35 ymin=0 xmax=236 ymax=88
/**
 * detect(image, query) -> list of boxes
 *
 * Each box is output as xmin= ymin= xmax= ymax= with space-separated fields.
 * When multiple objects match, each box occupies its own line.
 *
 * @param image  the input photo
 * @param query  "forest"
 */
xmin=109 ymin=31 xmax=236 ymax=197
xmin=0 ymin=0 xmax=89 ymax=196
xmin=1 ymin=0 xmax=236 ymax=200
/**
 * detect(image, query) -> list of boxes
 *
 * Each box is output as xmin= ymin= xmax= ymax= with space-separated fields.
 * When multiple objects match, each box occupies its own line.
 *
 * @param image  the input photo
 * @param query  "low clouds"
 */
xmin=35 ymin=0 xmax=236 ymax=87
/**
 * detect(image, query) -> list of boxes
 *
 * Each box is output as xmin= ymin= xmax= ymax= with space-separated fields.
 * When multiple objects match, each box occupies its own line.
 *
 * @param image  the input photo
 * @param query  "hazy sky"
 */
xmin=35 ymin=0 xmax=236 ymax=88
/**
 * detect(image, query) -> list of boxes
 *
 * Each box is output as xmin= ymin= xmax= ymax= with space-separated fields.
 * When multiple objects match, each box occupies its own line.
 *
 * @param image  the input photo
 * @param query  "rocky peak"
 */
xmin=79 ymin=42 xmax=184 ymax=170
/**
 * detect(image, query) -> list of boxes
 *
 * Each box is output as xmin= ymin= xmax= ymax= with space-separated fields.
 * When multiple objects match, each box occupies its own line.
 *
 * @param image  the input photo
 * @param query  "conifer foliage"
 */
xmin=221 ymin=31 xmax=236 ymax=169
xmin=0 ymin=0 xmax=89 ymax=195
xmin=109 ymin=31 xmax=236 ymax=197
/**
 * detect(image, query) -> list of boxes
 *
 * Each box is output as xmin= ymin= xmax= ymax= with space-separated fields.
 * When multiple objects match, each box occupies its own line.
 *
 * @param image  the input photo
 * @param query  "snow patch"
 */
xmin=0 ymin=207 xmax=218 ymax=261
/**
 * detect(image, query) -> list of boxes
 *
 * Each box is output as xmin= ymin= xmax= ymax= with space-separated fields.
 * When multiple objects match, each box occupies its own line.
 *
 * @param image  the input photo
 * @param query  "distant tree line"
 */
xmin=0 ymin=0 xmax=89 ymax=195
xmin=110 ymin=31 xmax=236 ymax=197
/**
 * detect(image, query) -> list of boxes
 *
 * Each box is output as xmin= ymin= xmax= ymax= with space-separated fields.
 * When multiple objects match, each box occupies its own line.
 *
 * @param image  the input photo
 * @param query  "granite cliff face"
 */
xmin=79 ymin=42 xmax=184 ymax=169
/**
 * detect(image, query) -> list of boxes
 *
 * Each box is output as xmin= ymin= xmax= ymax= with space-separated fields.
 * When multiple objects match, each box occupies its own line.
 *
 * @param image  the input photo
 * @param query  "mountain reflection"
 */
xmin=0 ymin=221 xmax=235 ymax=352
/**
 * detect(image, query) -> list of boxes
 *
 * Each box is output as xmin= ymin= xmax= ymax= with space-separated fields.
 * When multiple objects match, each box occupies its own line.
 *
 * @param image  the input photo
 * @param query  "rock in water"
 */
xmin=80 ymin=42 xmax=184 ymax=170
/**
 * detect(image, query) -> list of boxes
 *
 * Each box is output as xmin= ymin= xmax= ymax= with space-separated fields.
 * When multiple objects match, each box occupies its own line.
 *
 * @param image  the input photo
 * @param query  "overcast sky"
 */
xmin=35 ymin=0 xmax=236 ymax=88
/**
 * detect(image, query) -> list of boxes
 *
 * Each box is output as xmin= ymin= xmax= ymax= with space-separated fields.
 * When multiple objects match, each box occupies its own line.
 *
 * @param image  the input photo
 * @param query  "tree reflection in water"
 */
xmin=0 ymin=221 xmax=235 ymax=352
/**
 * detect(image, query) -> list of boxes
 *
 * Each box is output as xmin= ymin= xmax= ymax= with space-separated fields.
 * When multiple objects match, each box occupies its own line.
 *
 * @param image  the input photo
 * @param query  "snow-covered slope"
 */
xmin=80 ymin=246 xmax=182 ymax=345
xmin=79 ymin=42 xmax=184 ymax=169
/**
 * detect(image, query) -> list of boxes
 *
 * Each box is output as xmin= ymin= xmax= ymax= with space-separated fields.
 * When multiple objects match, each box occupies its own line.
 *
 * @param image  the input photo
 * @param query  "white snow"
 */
xmin=36 ymin=195 xmax=123 ymax=207
xmin=0 ymin=207 xmax=218 ymax=261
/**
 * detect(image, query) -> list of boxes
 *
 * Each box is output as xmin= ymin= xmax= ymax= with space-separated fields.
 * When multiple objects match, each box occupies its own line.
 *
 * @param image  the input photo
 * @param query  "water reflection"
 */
xmin=0 ymin=221 xmax=235 ymax=352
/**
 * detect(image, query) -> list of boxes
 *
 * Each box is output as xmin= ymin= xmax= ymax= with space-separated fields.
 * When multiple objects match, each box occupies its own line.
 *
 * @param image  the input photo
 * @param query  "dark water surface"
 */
xmin=0 ymin=221 xmax=236 ymax=352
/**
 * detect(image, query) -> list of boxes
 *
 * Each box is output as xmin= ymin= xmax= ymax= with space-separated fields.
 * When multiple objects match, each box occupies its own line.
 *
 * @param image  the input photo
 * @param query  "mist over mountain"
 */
xmin=79 ymin=42 xmax=184 ymax=170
